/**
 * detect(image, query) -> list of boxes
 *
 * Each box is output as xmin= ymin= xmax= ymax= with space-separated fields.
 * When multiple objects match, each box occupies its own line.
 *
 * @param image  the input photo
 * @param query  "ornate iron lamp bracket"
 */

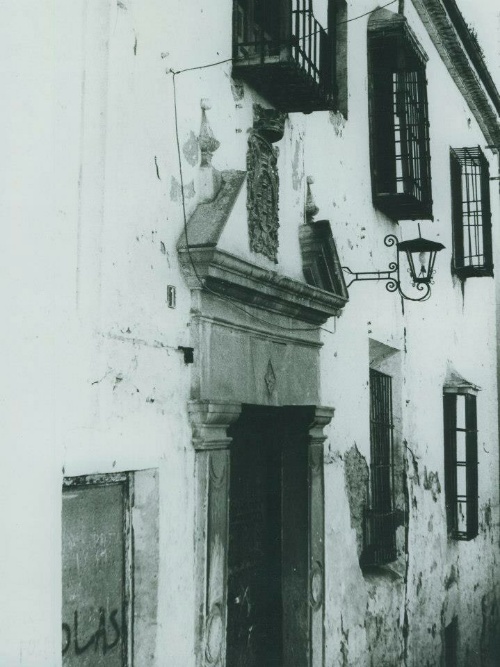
xmin=342 ymin=235 xmax=433 ymax=302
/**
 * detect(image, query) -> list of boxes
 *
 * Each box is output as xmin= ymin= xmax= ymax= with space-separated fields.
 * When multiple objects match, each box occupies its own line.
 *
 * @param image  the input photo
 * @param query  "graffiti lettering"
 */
xmin=62 ymin=608 xmax=121 ymax=656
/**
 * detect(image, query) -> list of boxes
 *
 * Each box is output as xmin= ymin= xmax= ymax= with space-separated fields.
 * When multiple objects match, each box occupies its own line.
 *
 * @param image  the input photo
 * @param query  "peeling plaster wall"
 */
xmin=313 ymin=2 xmax=500 ymax=666
xmin=2 ymin=0 xmax=499 ymax=665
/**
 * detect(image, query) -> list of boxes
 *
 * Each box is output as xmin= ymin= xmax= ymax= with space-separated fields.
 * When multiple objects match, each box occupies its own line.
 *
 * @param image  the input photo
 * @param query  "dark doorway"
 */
xmin=226 ymin=406 xmax=309 ymax=667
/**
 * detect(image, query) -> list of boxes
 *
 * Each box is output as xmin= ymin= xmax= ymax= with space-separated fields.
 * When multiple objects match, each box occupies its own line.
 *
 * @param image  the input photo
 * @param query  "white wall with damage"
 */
xmin=1 ymin=0 xmax=499 ymax=665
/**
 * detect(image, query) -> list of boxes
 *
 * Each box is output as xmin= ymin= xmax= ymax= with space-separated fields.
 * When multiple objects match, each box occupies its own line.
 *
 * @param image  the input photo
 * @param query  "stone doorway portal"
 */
xmin=189 ymin=401 xmax=333 ymax=667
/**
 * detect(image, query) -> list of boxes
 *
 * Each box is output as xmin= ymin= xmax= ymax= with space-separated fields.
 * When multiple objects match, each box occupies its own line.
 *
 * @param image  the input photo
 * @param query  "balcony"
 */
xmin=232 ymin=0 xmax=336 ymax=113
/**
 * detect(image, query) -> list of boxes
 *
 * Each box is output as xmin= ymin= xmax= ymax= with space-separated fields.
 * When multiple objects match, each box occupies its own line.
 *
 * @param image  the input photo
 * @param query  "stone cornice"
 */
xmin=411 ymin=0 xmax=500 ymax=148
xmin=178 ymin=245 xmax=347 ymax=324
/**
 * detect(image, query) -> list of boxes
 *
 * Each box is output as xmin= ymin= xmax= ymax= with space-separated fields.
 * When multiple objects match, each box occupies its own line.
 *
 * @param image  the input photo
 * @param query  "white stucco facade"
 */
xmin=1 ymin=1 xmax=499 ymax=666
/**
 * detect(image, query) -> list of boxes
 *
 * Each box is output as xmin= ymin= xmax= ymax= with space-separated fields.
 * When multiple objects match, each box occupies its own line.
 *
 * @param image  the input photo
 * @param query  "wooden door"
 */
xmin=226 ymin=407 xmax=311 ymax=666
xmin=227 ymin=410 xmax=283 ymax=667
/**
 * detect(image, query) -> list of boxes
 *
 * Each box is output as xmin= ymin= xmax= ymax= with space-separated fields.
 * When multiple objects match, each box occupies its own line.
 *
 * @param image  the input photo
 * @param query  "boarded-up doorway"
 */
xmin=62 ymin=474 xmax=130 ymax=667
xmin=62 ymin=469 xmax=160 ymax=667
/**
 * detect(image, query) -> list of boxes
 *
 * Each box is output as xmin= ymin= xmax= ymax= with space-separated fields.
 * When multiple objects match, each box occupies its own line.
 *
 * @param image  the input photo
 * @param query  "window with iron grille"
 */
xmin=450 ymin=147 xmax=493 ymax=278
xmin=368 ymin=9 xmax=433 ymax=221
xmin=443 ymin=392 xmax=479 ymax=540
xmin=361 ymin=369 xmax=397 ymax=567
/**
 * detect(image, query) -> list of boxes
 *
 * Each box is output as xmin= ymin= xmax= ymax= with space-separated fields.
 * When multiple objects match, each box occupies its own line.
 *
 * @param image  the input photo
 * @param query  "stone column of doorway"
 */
xmin=188 ymin=400 xmax=242 ymax=667
xmin=308 ymin=406 xmax=335 ymax=667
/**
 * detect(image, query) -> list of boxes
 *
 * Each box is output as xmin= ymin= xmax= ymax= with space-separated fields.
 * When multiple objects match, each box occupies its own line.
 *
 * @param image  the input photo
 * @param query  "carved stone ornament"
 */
xmin=205 ymin=604 xmax=224 ymax=665
xmin=247 ymin=108 xmax=286 ymax=263
xmin=253 ymin=104 xmax=287 ymax=144
xmin=310 ymin=561 xmax=324 ymax=611
xmin=305 ymin=176 xmax=319 ymax=223
xmin=264 ymin=359 xmax=277 ymax=396
xmin=199 ymin=99 xmax=220 ymax=167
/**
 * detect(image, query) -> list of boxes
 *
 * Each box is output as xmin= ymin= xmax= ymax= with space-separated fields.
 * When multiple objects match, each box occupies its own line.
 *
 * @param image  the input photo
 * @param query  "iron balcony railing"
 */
xmin=292 ymin=5 xmax=331 ymax=88
xmin=233 ymin=1 xmax=335 ymax=110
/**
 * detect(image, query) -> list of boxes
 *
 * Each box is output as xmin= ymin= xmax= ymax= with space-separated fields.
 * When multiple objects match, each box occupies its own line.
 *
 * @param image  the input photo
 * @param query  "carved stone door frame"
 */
xmin=189 ymin=400 xmax=334 ymax=667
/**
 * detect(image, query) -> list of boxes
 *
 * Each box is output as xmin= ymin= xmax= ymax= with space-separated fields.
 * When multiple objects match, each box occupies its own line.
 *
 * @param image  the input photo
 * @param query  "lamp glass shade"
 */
xmin=398 ymin=237 xmax=445 ymax=285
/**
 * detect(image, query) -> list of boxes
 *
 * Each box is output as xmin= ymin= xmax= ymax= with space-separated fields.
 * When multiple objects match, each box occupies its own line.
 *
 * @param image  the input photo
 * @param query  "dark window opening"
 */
xmin=445 ymin=617 xmax=458 ymax=666
xmin=450 ymin=147 xmax=493 ymax=278
xmin=443 ymin=392 xmax=479 ymax=540
xmin=368 ymin=9 xmax=433 ymax=221
xmin=362 ymin=369 xmax=397 ymax=567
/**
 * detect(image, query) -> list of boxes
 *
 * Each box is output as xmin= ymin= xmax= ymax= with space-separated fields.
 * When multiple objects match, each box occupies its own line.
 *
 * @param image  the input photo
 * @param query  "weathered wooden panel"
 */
xmin=62 ymin=482 xmax=126 ymax=667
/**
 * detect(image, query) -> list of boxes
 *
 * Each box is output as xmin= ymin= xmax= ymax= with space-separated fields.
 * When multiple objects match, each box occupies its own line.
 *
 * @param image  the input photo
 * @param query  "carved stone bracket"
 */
xmin=307 ymin=406 xmax=335 ymax=447
xmin=253 ymin=104 xmax=287 ymax=144
xmin=247 ymin=105 xmax=287 ymax=263
xmin=188 ymin=400 xmax=242 ymax=451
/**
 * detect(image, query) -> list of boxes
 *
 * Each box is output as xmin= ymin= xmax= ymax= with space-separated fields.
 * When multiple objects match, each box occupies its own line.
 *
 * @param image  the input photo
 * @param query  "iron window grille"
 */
xmin=443 ymin=392 xmax=479 ymax=540
xmin=361 ymin=369 xmax=397 ymax=567
xmin=450 ymin=147 xmax=493 ymax=278
xmin=232 ymin=0 xmax=336 ymax=112
xmin=368 ymin=10 xmax=433 ymax=221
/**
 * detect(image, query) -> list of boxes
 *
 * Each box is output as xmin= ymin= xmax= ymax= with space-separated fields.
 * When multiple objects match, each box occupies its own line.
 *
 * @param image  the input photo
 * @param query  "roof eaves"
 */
xmin=411 ymin=0 xmax=500 ymax=149
xmin=440 ymin=0 xmax=500 ymax=117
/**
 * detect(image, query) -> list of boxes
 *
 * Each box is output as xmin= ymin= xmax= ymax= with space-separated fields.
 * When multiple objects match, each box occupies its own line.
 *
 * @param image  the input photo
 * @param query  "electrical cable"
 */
xmin=300 ymin=0 xmax=399 ymax=39
xmin=338 ymin=0 xmax=397 ymax=24
xmin=170 ymin=58 xmax=233 ymax=77
xmin=168 ymin=1 xmax=399 ymax=76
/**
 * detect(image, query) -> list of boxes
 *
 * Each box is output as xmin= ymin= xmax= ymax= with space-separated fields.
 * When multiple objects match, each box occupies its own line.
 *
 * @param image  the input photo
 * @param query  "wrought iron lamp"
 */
xmin=342 ymin=232 xmax=445 ymax=302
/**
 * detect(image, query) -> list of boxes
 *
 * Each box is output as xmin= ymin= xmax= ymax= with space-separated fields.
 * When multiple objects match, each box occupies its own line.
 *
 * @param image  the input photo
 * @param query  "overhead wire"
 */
xmin=338 ymin=0 xmax=397 ymax=24
xmin=300 ymin=0 xmax=399 ymax=39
